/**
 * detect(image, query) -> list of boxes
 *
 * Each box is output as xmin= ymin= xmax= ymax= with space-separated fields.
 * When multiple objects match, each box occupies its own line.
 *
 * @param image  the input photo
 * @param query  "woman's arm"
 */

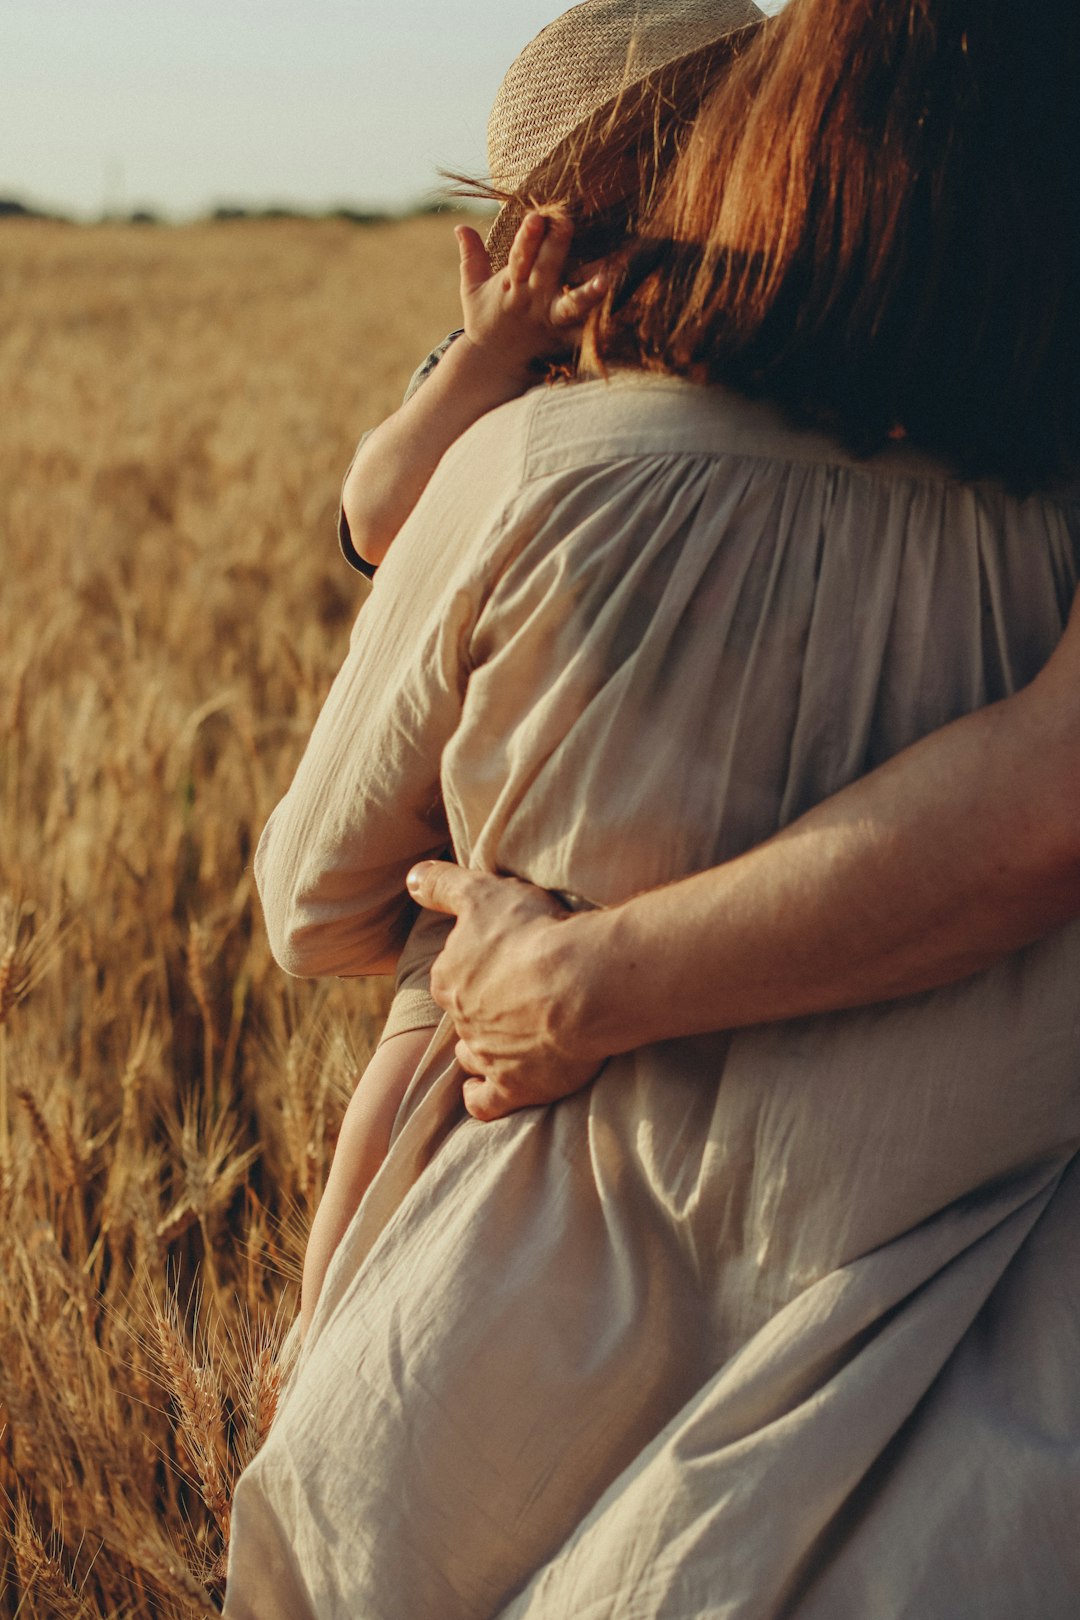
xmin=408 ymin=588 xmax=1080 ymax=1119
xmin=256 ymin=389 xmax=541 ymax=982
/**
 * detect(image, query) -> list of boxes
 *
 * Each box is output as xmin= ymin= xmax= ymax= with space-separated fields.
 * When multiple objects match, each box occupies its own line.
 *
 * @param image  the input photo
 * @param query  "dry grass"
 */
xmin=0 ymin=214 xmax=463 ymax=1616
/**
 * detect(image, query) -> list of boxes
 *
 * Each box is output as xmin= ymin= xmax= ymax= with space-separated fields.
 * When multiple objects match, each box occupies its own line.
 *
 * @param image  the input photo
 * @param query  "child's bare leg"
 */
xmin=301 ymin=1026 xmax=435 ymax=1338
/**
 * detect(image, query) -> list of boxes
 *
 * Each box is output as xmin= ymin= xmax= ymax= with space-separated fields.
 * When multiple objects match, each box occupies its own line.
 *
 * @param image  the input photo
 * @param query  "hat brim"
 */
xmin=484 ymin=15 xmax=763 ymax=270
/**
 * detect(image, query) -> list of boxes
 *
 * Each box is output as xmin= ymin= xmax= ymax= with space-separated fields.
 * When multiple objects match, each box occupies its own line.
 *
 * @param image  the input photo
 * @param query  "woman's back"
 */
xmin=439 ymin=375 xmax=1079 ymax=896
xmin=434 ymin=370 xmax=1080 ymax=1283
xmin=242 ymin=372 xmax=1080 ymax=1620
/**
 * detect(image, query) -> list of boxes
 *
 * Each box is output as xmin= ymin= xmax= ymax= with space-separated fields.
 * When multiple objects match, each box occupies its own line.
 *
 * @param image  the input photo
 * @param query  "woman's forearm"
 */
xmin=576 ymin=650 xmax=1080 ymax=1053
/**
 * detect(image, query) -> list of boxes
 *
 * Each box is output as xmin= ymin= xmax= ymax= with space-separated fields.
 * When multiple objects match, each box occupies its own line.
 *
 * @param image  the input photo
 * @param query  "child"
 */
xmin=300 ymin=0 xmax=764 ymax=1338
xmin=300 ymin=212 xmax=604 ymax=1335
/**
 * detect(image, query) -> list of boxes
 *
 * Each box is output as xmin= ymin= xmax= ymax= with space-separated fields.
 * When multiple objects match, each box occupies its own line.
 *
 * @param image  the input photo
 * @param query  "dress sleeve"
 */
xmin=257 ymin=405 xmax=526 ymax=980
xmin=338 ymin=331 xmax=465 ymax=576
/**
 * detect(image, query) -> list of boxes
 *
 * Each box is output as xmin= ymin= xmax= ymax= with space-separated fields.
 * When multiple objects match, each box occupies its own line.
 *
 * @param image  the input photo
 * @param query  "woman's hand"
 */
xmin=455 ymin=212 xmax=607 ymax=383
xmin=406 ymin=862 xmax=606 ymax=1120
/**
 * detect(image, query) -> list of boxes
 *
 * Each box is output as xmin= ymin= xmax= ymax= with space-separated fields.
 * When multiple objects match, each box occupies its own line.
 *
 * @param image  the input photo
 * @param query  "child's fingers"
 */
xmin=550 ymin=272 xmax=607 ymax=329
xmin=570 ymin=255 xmax=607 ymax=285
xmin=528 ymin=212 xmax=574 ymax=292
xmin=506 ymin=211 xmax=548 ymax=285
xmin=456 ymin=225 xmax=492 ymax=297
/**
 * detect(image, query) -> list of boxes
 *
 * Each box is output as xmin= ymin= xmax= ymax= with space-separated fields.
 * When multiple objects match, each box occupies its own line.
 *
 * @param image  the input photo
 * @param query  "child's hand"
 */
xmin=340 ymin=212 xmax=600 ymax=568
xmin=455 ymin=212 xmax=606 ymax=381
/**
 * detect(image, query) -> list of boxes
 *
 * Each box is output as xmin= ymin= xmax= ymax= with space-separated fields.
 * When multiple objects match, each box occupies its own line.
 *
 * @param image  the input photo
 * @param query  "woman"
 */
xmin=226 ymin=1 xmax=1080 ymax=1615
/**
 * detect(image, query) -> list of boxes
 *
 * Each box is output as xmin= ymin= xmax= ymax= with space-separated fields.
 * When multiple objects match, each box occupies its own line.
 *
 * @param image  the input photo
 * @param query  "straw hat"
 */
xmin=485 ymin=0 xmax=765 ymax=267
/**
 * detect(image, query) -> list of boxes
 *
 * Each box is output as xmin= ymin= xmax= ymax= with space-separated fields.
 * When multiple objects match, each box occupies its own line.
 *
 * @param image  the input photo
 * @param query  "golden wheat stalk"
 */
xmin=151 ymin=1304 xmax=231 ymax=1544
xmin=0 ymin=901 xmax=65 ymax=1168
xmin=187 ymin=920 xmax=218 ymax=1095
xmin=11 ymin=1495 xmax=98 ymax=1620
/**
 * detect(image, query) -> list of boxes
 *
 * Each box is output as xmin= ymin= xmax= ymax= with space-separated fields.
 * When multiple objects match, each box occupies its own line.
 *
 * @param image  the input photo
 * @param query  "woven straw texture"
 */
xmin=485 ymin=0 xmax=763 ymax=263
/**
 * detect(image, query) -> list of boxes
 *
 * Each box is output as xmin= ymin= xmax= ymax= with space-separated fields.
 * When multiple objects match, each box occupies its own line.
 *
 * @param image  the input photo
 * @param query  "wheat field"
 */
xmin=0 ymin=213 xmax=464 ymax=1617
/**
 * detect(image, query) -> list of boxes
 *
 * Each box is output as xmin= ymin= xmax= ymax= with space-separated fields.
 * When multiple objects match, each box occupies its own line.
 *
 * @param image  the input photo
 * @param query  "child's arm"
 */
xmin=301 ymin=1024 xmax=434 ymax=1338
xmin=342 ymin=213 xmax=606 ymax=569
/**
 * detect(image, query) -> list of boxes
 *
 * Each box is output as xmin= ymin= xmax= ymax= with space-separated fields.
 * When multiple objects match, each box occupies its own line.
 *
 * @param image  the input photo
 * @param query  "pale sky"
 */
xmin=2 ymin=0 xmax=786 ymax=220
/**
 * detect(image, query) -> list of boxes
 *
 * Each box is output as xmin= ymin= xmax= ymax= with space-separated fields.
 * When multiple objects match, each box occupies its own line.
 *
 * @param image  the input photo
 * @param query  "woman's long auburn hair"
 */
xmin=591 ymin=0 xmax=1080 ymax=492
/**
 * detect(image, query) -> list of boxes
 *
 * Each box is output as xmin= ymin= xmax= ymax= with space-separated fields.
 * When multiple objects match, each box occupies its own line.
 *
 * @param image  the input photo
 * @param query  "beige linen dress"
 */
xmin=226 ymin=375 xmax=1080 ymax=1620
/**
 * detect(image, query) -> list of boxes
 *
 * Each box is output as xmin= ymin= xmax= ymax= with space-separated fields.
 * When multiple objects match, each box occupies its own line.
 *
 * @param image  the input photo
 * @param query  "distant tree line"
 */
xmin=0 ymin=196 xmax=469 ymax=226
